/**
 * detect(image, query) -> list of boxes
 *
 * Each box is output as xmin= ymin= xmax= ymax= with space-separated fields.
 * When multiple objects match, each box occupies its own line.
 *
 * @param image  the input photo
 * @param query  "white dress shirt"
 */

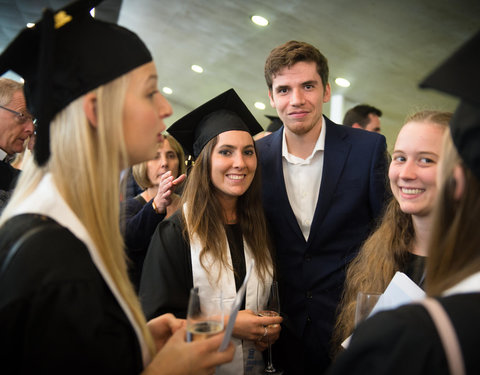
xmin=282 ymin=117 xmax=326 ymax=241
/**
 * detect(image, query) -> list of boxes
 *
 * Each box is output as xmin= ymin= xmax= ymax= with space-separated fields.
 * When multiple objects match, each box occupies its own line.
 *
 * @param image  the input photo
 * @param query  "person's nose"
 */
xmin=157 ymin=95 xmax=173 ymax=119
xmin=290 ymin=88 xmax=305 ymax=106
xmin=399 ymin=160 xmax=417 ymax=180
xmin=232 ymin=152 xmax=246 ymax=169
xmin=159 ymin=154 xmax=168 ymax=168
xmin=24 ymin=119 xmax=35 ymax=135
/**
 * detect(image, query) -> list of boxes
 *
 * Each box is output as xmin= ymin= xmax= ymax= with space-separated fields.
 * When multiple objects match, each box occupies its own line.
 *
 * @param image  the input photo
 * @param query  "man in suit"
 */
xmin=0 ymin=78 xmax=34 ymax=194
xmin=343 ymin=104 xmax=382 ymax=133
xmin=256 ymin=41 xmax=389 ymax=374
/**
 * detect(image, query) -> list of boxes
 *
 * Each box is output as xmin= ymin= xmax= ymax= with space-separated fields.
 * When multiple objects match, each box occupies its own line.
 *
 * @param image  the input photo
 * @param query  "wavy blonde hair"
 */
xmin=331 ymin=110 xmax=451 ymax=354
xmin=1 ymin=73 xmax=155 ymax=356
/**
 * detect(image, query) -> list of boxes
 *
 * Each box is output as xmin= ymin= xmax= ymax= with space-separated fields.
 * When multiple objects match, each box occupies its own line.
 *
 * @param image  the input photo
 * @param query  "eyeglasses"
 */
xmin=0 ymin=105 xmax=36 ymax=125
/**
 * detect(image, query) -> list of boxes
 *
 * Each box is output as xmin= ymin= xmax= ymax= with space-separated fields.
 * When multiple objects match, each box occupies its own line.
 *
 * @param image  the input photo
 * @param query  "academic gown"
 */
xmin=0 ymin=214 xmax=143 ymax=374
xmin=0 ymin=173 xmax=150 ymax=374
xmin=327 ymin=293 xmax=480 ymax=375
xmin=140 ymin=209 xmax=270 ymax=375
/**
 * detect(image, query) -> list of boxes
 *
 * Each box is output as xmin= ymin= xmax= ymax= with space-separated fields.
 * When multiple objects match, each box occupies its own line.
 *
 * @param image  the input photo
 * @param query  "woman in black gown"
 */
xmin=0 ymin=1 xmax=233 ymax=374
xmin=140 ymin=89 xmax=283 ymax=374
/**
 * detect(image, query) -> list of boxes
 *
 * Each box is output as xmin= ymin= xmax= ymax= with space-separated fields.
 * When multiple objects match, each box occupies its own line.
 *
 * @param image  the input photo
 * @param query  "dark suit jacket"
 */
xmin=256 ymin=116 xmax=388 ymax=371
xmin=0 ymin=160 xmax=20 ymax=191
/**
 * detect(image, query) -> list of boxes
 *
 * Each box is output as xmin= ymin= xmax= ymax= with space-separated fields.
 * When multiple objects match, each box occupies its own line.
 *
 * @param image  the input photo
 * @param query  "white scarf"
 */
xmin=185 ymin=204 xmax=272 ymax=374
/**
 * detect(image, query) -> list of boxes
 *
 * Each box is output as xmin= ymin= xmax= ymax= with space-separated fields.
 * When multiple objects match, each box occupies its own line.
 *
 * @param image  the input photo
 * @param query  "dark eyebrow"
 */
xmin=218 ymin=144 xmax=254 ymax=150
xmin=302 ymin=80 xmax=317 ymax=86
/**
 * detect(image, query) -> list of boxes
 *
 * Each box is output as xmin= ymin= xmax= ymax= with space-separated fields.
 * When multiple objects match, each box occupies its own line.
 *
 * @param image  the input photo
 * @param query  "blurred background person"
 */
xmin=122 ymin=133 xmax=186 ymax=291
xmin=0 ymin=78 xmax=34 ymax=191
xmin=343 ymin=104 xmax=382 ymax=133
xmin=254 ymin=115 xmax=283 ymax=140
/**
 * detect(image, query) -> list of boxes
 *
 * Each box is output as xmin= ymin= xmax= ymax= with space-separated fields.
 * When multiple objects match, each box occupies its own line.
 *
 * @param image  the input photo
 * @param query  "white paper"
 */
xmin=219 ymin=259 xmax=255 ymax=351
xmin=341 ymin=271 xmax=425 ymax=348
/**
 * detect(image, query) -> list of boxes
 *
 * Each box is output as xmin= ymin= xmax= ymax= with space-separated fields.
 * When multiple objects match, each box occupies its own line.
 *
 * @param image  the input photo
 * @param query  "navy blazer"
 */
xmin=256 ymin=116 xmax=388 ymax=356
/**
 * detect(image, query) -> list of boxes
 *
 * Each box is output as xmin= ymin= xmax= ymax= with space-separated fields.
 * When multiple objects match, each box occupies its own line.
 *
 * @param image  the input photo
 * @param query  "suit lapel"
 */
xmin=308 ymin=118 xmax=351 ymax=243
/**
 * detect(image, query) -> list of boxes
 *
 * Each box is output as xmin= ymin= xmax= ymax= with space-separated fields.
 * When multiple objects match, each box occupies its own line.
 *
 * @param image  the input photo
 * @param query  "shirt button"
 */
xmin=307 ymin=316 xmax=312 ymax=323
xmin=304 ymin=254 xmax=311 ymax=262
xmin=306 ymin=291 xmax=313 ymax=299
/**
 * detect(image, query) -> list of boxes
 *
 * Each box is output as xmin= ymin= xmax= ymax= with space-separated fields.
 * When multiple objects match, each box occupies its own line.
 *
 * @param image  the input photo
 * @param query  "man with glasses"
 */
xmin=0 ymin=77 xmax=34 ymax=193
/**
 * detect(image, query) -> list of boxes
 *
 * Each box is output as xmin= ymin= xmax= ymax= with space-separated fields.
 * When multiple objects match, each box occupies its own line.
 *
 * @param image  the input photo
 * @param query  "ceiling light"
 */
xmin=26 ymin=23 xmax=35 ymax=28
xmin=162 ymin=87 xmax=173 ymax=95
xmin=335 ymin=77 xmax=350 ymax=87
xmin=254 ymin=102 xmax=266 ymax=110
xmin=191 ymin=65 xmax=204 ymax=73
xmin=251 ymin=15 xmax=269 ymax=27
xmin=90 ymin=8 xmax=95 ymax=17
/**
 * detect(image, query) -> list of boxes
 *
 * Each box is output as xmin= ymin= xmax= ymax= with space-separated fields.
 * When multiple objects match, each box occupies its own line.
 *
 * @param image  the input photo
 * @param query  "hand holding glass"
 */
xmin=186 ymin=287 xmax=224 ymax=342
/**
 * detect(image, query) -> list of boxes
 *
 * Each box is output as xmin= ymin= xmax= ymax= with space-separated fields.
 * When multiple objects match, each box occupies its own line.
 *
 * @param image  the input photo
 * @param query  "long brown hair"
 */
xmin=426 ymin=132 xmax=480 ymax=295
xmin=331 ymin=110 xmax=451 ymax=353
xmin=180 ymin=135 xmax=273 ymax=283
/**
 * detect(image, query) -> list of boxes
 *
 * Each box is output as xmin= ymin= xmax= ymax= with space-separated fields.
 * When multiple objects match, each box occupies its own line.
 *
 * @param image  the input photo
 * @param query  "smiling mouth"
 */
xmin=401 ymin=187 xmax=425 ymax=194
xmin=227 ymin=174 xmax=245 ymax=180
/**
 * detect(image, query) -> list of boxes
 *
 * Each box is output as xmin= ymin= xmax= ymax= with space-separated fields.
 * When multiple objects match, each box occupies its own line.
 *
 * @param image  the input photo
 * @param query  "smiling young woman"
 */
xmin=332 ymin=110 xmax=452 ymax=354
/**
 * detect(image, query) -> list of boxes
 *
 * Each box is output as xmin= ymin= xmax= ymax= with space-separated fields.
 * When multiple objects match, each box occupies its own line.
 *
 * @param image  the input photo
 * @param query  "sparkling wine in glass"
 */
xmin=186 ymin=287 xmax=224 ymax=342
xmin=257 ymin=281 xmax=283 ymax=374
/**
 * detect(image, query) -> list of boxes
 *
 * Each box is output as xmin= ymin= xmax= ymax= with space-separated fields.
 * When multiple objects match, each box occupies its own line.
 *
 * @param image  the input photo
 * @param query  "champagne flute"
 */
xmin=354 ymin=291 xmax=382 ymax=327
xmin=186 ymin=287 xmax=224 ymax=342
xmin=257 ymin=281 xmax=282 ymax=374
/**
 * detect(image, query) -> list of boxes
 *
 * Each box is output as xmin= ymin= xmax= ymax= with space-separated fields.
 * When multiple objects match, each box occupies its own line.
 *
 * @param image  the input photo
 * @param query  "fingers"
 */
xmin=172 ymin=173 xmax=186 ymax=186
xmin=257 ymin=315 xmax=283 ymax=327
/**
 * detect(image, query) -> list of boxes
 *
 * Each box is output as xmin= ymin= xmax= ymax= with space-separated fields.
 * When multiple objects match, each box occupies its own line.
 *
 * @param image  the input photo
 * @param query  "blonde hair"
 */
xmin=331 ymin=110 xmax=452 ymax=354
xmin=426 ymin=132 xmax=480 ymax=295
xmin=1 ymin=73 xmax=155 ymax=356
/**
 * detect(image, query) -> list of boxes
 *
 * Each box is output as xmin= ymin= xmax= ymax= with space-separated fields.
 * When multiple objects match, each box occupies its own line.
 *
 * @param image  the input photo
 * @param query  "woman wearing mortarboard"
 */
xmin=0 ymin=0 xmax=234 ymax=373
xmin=139 ymin=89 xmax=283 ymax=374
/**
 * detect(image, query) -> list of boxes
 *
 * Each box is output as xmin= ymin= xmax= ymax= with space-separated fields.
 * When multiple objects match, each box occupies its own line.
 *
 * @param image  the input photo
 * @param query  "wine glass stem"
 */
xmin=265 ymin=336 xmax=276 ymax=373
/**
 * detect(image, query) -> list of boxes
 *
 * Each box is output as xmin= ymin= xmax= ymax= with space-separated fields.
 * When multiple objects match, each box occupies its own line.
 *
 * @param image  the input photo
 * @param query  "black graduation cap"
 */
xmin=0 ymin=0 xmax=152 ymax=166
xmin=168 ymin=89 xmax=263 ymax=158
xmin=420 ymin=30 xmax=480 ymax=180
xmin=265 ymin=115 xmax=283 ymax=133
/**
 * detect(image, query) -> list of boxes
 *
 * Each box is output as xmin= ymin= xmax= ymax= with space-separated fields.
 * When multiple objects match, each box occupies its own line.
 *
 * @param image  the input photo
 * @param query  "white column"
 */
xmin=329 ymin=94 xmax=344 ymax=124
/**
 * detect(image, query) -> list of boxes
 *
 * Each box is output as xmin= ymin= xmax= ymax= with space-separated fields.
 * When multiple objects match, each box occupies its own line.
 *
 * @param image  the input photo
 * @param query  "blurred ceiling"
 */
xmin=1 ymin=0 xmax=479 ymax=150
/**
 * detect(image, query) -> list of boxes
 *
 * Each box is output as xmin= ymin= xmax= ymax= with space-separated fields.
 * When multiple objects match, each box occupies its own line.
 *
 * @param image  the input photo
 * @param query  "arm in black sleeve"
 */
xmin=138 ymin=211 xmax=193 ymax=320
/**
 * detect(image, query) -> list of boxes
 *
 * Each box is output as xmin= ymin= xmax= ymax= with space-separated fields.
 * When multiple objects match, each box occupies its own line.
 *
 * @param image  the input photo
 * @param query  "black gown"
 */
xmin=327 ymin=293 xmax=480 ymax=375
xmin=139 ymin=210 xmax=246 ymax=320
xmin=0 ymin=214 xmax=143 ymax=374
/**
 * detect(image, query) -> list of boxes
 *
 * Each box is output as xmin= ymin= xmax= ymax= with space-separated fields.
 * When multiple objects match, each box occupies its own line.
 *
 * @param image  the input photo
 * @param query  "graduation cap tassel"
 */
xmin=34 ymin=8 xmax=55 ymax=166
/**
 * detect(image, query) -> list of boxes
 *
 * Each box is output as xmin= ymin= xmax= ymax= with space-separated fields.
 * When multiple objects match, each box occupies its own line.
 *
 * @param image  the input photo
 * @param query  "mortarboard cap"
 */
xmin=0 ymin=0 xmax=152 ymax=166
xmin=168 ymin=89 xmax=263 ymax=158
xmin=420 ymin=30 xmax=480 ymax=180
xmin=265 ymin=115 xmax=283 ymax=133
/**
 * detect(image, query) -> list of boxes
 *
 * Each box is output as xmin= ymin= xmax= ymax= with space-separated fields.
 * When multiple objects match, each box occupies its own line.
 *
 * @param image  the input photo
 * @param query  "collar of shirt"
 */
xmin=0 ymin=148 xmax=7 ymax=162
xmin=443 ymin=271 xmax=480 ymax=296
xmin=282 ymin=116 xmax=326 ymax=164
